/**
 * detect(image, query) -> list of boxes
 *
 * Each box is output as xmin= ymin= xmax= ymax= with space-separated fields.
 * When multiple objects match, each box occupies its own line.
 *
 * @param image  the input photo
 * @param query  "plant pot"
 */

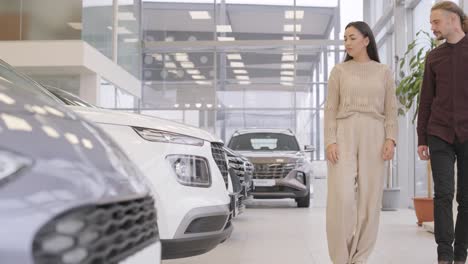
xmin=413 ymin=197 xmax=434 ymax=226
xmin=382 ymin=187 xmax=400 ymax=211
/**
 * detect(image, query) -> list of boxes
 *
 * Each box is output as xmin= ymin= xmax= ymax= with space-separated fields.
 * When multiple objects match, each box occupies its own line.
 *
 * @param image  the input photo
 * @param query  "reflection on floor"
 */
xmin=164 ymin=179 xmax=437 ymax=264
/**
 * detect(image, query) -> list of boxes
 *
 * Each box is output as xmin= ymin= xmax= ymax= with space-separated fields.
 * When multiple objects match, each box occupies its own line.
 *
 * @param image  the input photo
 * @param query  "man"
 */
xmin=417 ymin=2 xmax=468 ymax=264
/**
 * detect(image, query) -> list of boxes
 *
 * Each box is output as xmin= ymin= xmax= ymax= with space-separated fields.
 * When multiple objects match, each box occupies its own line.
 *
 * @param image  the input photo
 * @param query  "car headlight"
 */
xmin=133 ymin=127 xmax=204 ymax=146
xmin=167 ymin=155 xmax=211 ymax=187
xmin=0 ymin=149 xmax=32 ymax=185
xmin=295 ymin=158 xmax=306 ymax=168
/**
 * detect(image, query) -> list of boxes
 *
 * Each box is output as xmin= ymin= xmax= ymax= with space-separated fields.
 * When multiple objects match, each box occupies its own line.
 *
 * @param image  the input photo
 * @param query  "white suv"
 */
xmin=43 ymin=86 xmax=233 ymax=259
xmin=228 ymin=128 xmax=314 ymax=208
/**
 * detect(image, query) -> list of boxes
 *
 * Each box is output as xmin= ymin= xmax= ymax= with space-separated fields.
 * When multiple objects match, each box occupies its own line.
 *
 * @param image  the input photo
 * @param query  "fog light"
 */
xmin=296 ymin=172 xmax=305 ymax=184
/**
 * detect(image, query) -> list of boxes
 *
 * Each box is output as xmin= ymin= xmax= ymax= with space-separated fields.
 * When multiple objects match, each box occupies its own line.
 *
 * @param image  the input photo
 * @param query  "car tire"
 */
xmin=296 ymin=192 xmax=310 ymax=208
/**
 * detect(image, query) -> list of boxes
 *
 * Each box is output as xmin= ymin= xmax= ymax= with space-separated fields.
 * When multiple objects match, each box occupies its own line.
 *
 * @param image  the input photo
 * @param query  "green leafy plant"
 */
xmin=396 ymin=30 xmax=438 ymax=122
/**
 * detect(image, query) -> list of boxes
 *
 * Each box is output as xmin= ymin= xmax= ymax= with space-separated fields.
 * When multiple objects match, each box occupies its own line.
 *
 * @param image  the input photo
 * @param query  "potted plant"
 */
xmin=396 ymin=30 xmax=438 ymax=226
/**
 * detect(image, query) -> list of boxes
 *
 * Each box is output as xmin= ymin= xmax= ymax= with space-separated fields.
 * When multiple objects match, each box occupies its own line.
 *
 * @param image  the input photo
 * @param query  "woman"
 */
xmin=324 ymin=21 xmax=398 ymax=264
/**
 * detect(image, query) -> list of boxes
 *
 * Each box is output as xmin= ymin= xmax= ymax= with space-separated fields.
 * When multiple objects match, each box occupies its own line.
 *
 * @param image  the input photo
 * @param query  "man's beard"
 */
xmin=434 ymin=32 xmax=445 ymax=40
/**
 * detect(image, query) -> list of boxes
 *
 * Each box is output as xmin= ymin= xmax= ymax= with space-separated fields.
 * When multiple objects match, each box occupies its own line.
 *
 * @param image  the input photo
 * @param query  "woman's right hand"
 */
xmin=326 ymin=143 xmax=339 ymax=165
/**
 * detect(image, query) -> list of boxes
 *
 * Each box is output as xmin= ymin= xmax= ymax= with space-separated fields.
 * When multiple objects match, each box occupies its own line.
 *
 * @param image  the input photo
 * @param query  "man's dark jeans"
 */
xmin=428 ymin=135 xmax=468 ymax=262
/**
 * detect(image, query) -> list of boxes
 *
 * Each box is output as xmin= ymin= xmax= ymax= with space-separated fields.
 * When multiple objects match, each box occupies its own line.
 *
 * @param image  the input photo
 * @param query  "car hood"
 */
xmin=234 ymin=151 xmax=305 ymax=163
xmin=0 ymin=107 xmax=151 ymax=263
xmin=0 ymin=109 xmax=150 ymax=210
xmin=68 ymin=106 xmax=222 ymax=143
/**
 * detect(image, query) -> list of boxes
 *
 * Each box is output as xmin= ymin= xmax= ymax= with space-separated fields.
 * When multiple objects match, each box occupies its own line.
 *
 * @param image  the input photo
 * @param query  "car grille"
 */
xmin=253 ymin=163 xmax=295 ymax=179
xmin=211 ymin=142 xmax=229 ymax=189
xmin=33 ymin=196 xmax=158 ymax=264
xmin=227 ymin=156 xmax=245 ymax=178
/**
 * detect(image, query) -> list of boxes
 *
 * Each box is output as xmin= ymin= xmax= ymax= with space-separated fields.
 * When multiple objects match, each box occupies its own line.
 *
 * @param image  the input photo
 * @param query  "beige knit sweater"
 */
xmin=324 ymin=60 xmax=398 ymax=148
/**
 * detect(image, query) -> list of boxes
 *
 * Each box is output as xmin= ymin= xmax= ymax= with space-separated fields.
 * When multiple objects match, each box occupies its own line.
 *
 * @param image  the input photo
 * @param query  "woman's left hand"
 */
xmin=382 ymin=139 xmax=395 ymax=161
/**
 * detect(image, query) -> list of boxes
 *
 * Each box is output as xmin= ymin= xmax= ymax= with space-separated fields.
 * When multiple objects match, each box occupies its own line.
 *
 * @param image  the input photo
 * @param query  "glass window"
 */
xmin=0 ymin=0 xmax=81 ymax=41
xmin=143 ymin=1 xmax=215 ymax=42
xmin=0 ymin=0 xmax=22 ymax=40
xmin=83 ymin=0 xmax=114 ymax=59
xmin=0 ymin=60 xmax=62 ymax=104
xmin=99 ymin=78 xmax=116 ymax=108
xmin=117 ymin=0 xmax=142 ymax=78
xmin=21 ymin=0 xmax=82 ymax=40
xmin=142 ymin=2 xmax=356 ymax=160
xmin=228 ymin=132 xmax=300 ymax=151
xmin=116 ymin=87 xmax=136 ymax=108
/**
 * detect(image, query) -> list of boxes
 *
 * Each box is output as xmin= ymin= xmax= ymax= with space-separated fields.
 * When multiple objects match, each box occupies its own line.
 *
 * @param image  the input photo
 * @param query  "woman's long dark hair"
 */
xmin=344 ymin=21 xmax=380 ymax=63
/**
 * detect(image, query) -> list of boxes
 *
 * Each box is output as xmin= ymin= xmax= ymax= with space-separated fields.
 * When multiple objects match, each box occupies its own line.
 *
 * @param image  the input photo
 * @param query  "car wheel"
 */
xmin=296 ymin=193 xmax=310 ymax=208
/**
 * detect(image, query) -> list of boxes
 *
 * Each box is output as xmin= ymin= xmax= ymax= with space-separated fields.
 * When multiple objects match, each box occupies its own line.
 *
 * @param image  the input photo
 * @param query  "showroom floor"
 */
xmin=164 ymin=179 xmax=438 ymax=264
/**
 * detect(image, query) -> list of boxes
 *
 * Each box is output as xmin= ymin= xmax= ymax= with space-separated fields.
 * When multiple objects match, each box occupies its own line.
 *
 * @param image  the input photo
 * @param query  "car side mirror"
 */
xmin=304 ymin=145 xmax=315 ymax=152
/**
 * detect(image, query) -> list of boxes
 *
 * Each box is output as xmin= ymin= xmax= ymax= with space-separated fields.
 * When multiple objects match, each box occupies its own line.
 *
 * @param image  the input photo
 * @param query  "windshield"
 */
xmin=46 ymin=87 xmax=97 ymax=108
xmin=228 ymin=133 xmax=300 ymax=151
xmin=0 ymin=60 xmax=63 ymax=105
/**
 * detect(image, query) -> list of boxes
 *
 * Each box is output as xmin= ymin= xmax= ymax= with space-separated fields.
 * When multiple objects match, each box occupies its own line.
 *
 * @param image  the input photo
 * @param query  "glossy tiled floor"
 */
xmin=164 ymin=179 xmax=439 ymax=264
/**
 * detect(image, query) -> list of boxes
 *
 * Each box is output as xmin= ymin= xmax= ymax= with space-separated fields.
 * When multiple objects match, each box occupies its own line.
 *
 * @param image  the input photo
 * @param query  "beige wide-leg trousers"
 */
xmin=326 ymin=113 xmax=386 ymax=264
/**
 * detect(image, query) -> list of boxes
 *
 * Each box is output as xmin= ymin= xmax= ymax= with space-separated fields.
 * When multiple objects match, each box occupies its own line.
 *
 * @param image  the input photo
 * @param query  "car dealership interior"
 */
xmin=1 ymin=0 xmax=467 ymax=263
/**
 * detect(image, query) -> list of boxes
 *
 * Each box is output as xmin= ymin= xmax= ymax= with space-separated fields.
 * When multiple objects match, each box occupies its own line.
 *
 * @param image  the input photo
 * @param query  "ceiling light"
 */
xmin=124 ymin=38 xmax=138 ymax=43
xmin=216 ymin=25 xmax=232 ymax=32
xmin=281 ymin=82 xmax=294 ymax=86
xmin=186 ymin=69 xmax=200 ymax=75
xmin=282 ymin=54 xmax=297 ymax=61
xmin=230 ymin=62 xmax=245 ymax=68
xmin=164 ymin=62 xmax=177 ymax=68
xmin=281 ymin=71 xmax=294 ymax=76
xmin=189 ymin=11 xmax=211 ymax=19
xmin=233 ymin=69 xmax=247 ymax=74
xmin=195 ymin=81 xmax=212 ymax=85
xmin=165 ymin=36 xmax=174 ymax=42
xmin=174 ymin=104 xmax=179 ymax=108
xmin=67 ymin=22 xmax=82 ymax=30
xmin=192 ymin=75 xmax=206 ymax=80
xmin=185 ymin=104 xmax=191 ymax=108
xmin=174 ymin=53 xmax=189 ymax=61
xmin=283 ymin=36 xmax=300 ymax=41
xmin=227 ymin=54 xmax=242 ymax=60
xmin=206 ymin=104 xmax=213 ymax=108
xmin=180 ymin=62 xmax=195 ymax=68
xmin=239 ymin=81 xmax=251 ymax=85
xmin=195 ymin=103 xmax=202 ymax=108
xmin=152 ymin=54 xmax=162 ymax=61
xmin=235 ymin=75 xmax=249 ymax=80
xmin=285 ymin=10 xmax=304 ymax=19
xmin=281 ymin=64 xmax=295 ymax=69
xmin=283 ymin=24 xmax=302 ymax=32
xmin=218 ymin=36 xmax=235 ymax=41
xmin=107 ymin=26 xmax=132 ymax=34
xmin=281 ymin=76 xmax=294 ymax=81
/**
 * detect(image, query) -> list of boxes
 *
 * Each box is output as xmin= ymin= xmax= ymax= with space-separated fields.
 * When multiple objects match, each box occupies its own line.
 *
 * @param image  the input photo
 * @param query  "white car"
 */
xmin=43 ymin=86 xmax=233 ymax=259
